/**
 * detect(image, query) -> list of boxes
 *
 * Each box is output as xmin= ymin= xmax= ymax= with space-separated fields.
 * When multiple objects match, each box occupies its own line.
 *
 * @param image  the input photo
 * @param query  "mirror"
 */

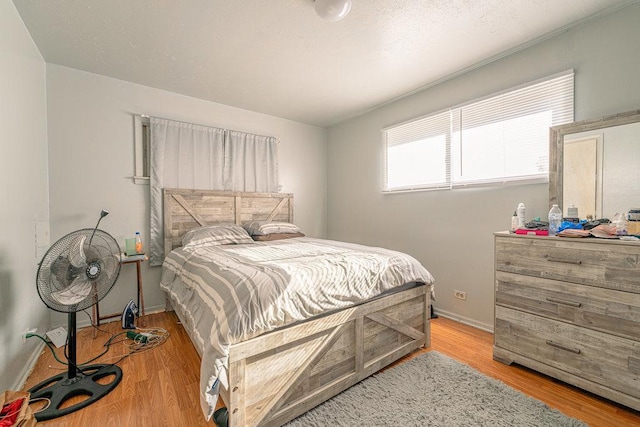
xmin=550 ymin=109 xmax=640 ymax=220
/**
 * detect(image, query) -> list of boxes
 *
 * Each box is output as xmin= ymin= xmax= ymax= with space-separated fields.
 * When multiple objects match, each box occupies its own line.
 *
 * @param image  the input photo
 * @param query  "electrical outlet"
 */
xmin=454 ymin=290 xmax=467 ymax=300
xmin=22 ymin=328 xmax=37 ymax=343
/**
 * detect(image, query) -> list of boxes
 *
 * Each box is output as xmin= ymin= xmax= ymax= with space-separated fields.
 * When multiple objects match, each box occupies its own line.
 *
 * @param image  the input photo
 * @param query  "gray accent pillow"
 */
xmin=182 ymin=224 xmax=254 ymax=248
xmin=242 ymin=221 xmax=301 ymax=236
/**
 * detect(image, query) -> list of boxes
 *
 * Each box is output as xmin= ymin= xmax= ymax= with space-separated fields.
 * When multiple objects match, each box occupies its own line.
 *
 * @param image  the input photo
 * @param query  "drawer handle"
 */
xmin=545 ymin=297 xmax=582 ymax=308
xmin=546 ymin=340 xmax=581 ymax=354
xmin=547 ymin=257 xmax=582 ymax=265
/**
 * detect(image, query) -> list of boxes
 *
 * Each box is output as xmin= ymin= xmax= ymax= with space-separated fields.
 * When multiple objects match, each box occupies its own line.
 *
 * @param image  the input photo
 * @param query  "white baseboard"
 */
xmin=54 ymin=304 xmax=169 ymax=330
xmin=433 ymin=308 xmax=494 ymax=333
xmin=12 ymin=341 xmax=45 ymax=391
xmin=138 ymin=303 xmax=167 ymax=316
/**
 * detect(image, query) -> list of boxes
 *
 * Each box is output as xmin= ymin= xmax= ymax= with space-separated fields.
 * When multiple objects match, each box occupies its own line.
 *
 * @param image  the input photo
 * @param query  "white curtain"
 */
xmin=149 ymin=117 xmax=278 ymax=265
xmin=225 ymin=130 xmax=279 ymax=192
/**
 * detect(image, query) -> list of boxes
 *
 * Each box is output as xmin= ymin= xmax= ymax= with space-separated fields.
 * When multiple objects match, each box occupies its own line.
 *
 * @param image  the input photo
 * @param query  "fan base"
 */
xmin=28 ymin=364 xmax=123 ymax=421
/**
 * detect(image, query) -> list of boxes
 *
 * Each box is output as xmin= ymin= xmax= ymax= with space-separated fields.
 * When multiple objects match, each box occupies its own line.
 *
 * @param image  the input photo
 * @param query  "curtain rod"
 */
xmin=135 ymin=114 xmax=279 ymax=143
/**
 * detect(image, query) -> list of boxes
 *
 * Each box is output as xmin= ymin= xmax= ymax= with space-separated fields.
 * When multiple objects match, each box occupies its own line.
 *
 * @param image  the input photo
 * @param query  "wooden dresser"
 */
xmin=493 ymin=232 xmax=640 ymax=410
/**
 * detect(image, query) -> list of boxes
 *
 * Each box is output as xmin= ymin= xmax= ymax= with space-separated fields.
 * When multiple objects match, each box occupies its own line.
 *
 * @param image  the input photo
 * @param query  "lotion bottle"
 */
xmin=517 ymin=203 xmax=526 ymax=228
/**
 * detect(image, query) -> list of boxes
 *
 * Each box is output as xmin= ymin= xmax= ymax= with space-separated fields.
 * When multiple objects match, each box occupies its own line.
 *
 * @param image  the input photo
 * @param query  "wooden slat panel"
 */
xmin=495 ymin=306 xmax=640 ymax=399
xmin=229 ymin=286 xmax=427 ymax=361
xmin=226 ymin=285 xmax=429 ymax=426
xmin=305 ymin=324 xmax=356 ymax=376
xmin=255 ymin=324 xmax=350 ymax=424
xmin=496 ymin=270 xmax=640 ymax=341
xmin=367 ymin=311 xmax=425 ymax=341
xmin=227 ymin=359 xmax=247 ymax=427
xmin=265 ymin=198 xmax=288 ymax=221
xmin=172 ymin=194 xmax=209 ymax=226
xmin=243 ymin=335 xmax=327 ymax=407
xmin=262 ymin=329 xmax=424 ymax=427
xmin=234 ymin=195 xmax=242 ymax=225
xmin=163 ymin=188 xmax=294 ymax=252
xmin=355 ymin=317 xmax=364 ymax=373
xmin=495 ymin=234 xmax=640 ymax=293
xmin=305 ymin=358 xmax=355 ymax=395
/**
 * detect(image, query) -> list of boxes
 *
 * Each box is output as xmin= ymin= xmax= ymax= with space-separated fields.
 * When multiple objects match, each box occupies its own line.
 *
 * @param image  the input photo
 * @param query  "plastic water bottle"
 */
xmin=517 ymin=203 xmax=526 ymax=228
xmin=548 ymin=205 xmax=562 ymax=236
xmin=135 ymin=231 xmax=144 ymax=253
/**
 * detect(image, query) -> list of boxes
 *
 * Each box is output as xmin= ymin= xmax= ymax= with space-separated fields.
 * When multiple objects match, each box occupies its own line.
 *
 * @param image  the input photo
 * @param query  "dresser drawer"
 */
xmin=495 ymin=235 xmax=640 ymax=294
xmin=495 ymin=306 xmax=640 ymax=399
xmin=496 ymin=271 xmax=640 ymax=341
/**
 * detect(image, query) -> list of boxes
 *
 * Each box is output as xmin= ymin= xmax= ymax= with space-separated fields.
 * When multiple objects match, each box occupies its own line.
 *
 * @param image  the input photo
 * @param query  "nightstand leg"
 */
xmin=136 ymin=260 xmax=145 ymax=316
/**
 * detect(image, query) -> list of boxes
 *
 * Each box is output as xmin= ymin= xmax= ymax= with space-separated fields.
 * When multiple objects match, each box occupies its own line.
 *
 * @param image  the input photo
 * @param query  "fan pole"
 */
xmin=67 ymin=312 xmax=77 ymax=379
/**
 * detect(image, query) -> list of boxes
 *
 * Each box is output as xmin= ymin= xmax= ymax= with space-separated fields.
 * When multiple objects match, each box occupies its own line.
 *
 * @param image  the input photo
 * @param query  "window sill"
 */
xmin=383 ymin=176 xmax=548 ymax=194
xmin=132 ymin=176 xmax=150 ymax=185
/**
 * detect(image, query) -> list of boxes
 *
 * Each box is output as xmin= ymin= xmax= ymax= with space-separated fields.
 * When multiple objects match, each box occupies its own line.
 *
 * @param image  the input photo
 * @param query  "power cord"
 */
xmin=24 ymin=312 xmax=169 ymax=372
xmin=83 ymin=309 xmax=113 ymax=336
xmin=27 ymin=397 xmax=51 ymax=415
xmin=99 ymin=327 xmax=170 ymax=365
xmin=25 ymin=330 xmax=127 ymax=373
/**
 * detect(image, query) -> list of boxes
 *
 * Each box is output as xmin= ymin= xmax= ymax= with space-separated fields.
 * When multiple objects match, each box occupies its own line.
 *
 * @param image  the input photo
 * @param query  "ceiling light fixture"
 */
xmin=314 ymin=0 xmax=352 ymax=22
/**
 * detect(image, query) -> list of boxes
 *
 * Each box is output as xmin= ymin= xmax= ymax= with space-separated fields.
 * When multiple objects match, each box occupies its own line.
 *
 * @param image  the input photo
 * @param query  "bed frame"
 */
xmin=163 ymin=188 xmax=432 ymax=426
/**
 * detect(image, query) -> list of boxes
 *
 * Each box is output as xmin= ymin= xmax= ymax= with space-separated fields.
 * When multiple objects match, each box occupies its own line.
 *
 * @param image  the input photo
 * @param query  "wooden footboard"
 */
xmin=221 ymin=284 xmax=431 ymax=427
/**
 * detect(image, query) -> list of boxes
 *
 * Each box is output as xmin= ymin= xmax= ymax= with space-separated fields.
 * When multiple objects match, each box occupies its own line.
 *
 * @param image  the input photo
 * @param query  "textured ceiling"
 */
xmin=13 ymin=0 xmax=636 ymax=127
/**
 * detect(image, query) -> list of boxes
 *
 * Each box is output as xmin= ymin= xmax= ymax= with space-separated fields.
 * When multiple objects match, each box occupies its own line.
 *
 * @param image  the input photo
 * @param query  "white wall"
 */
xmin=46 ymin=65 xmax=327 ymax=326
xmin=326 ymin=3 xmax=640 ymax=330
xmin=0 ymin=2 xmax=50 ymax=390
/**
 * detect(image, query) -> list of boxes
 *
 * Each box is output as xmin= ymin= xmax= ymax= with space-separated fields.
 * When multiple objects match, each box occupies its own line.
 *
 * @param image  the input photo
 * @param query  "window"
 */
xmin=383 ymin=71 xmax=574 ymax=192
xmin=133 ymin=114 xmax=150 ymax=184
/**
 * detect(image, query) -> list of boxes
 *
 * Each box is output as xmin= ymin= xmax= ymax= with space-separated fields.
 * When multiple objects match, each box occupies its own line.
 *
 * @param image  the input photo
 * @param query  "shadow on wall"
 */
xmin=0 ymin=249 xmax=15 ymax=387
xmin=55 ymin=212 xmax=89 ymax=238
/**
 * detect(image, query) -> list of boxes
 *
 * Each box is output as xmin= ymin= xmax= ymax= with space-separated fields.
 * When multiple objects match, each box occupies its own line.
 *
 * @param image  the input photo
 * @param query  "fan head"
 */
xmin=37 ymin=228 xmax=122 ymax=313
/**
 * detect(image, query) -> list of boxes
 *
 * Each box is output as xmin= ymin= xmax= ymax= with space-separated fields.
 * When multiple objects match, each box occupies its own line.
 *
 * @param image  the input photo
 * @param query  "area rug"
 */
xmin=285 ymin=351 xmax=585 ymax=426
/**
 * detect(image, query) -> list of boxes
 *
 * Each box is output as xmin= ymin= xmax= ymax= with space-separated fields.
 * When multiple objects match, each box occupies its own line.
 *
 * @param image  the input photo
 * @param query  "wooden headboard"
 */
xmin=163 ymin=188 xmax=294 ymax=255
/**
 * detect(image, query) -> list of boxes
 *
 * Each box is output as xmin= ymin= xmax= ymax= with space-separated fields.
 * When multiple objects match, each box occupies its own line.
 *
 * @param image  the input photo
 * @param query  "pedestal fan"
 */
xmin=29 ymin=210 xmax=123 ymax=421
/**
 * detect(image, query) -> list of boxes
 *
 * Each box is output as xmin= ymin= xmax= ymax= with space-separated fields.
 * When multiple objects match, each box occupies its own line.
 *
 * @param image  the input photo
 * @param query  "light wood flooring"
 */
xmin=22 ymin=312 xmax=640 ymax=426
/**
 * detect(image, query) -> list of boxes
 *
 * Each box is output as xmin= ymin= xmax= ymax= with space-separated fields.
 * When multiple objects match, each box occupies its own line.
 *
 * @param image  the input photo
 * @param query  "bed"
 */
xmin=160 ymin=188 xmax=435 ymax=426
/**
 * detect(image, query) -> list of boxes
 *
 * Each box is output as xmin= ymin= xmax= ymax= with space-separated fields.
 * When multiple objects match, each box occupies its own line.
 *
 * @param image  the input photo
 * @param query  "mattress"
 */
xmin=160 ymin=237 xmax=434 ymax=419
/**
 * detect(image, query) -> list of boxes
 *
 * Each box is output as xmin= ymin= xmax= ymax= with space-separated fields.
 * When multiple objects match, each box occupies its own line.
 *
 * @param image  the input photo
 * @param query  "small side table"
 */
xmin=93 ymin=255 xmax=147 ymax=326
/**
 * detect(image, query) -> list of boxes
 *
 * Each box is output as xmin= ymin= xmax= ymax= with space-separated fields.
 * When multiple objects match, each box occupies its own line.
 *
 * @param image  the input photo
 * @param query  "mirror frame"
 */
xmin=549 ymin=109 xmax=640 ymax=213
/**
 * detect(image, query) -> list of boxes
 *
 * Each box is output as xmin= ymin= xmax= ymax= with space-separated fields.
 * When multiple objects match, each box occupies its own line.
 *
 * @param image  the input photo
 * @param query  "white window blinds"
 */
xmin=383 ymin=70 xmax=574 ymax=192
xmin=385 ymin=110 xmax=451 ymax=190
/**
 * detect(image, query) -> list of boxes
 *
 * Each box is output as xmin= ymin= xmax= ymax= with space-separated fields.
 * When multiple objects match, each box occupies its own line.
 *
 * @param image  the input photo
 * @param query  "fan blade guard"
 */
xmin=68 ymin=234 xmax=87 ymax=268
xmin=50 ymin=276 xmax=92 ymax=306
xmin=36 ymin=228 xmax=121 ymax=313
